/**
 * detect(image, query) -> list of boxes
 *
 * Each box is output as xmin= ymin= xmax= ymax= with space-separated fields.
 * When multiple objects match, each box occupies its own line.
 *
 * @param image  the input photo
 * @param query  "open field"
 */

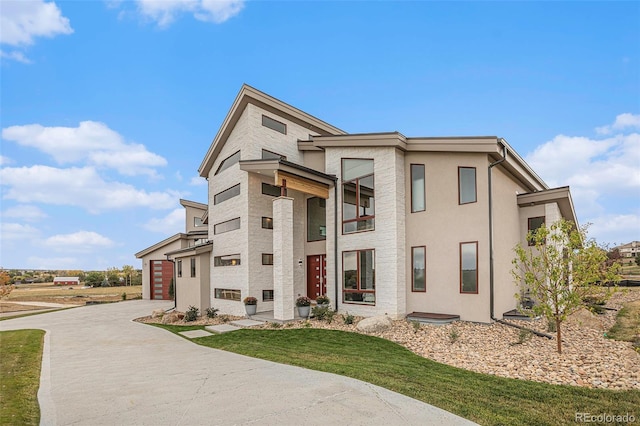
xmin=155 ymin=324 xmax=640 ymax=426
xmin=6 ymin=283 xmax=142 ymax=305
xmin=0 ymin=329 xmax=44 ymax=426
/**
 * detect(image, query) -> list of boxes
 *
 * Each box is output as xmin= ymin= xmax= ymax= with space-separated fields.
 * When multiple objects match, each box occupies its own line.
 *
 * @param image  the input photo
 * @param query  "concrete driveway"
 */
xmin=0 ymin=300 xmax=475 ymax=425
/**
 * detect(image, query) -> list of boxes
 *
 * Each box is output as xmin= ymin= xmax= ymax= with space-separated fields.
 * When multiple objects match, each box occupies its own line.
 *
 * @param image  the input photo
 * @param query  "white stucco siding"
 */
xmin=325 ymin=146 xmax=406 ymax=319
xmin=404 ymin=152 xmax=490 ymax=322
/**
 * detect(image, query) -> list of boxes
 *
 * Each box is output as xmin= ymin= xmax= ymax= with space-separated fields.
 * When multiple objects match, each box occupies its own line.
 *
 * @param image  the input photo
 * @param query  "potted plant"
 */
xmin=296 ymin=296 xmax=311 ymax=318
xmin=316 ymin=295 xmax=330 ymax=308
xmin=243 ymin=296 xmax=258 ymax=316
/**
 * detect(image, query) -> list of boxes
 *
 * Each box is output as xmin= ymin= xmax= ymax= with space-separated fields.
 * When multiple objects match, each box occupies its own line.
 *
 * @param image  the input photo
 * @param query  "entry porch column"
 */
xmin=273 ymin=196 xmax=295 ymax=321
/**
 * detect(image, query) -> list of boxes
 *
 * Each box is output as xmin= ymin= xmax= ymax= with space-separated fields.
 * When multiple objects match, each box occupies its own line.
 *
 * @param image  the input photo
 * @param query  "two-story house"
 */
xmin=137 ymin=84 xmax=577 ymax=323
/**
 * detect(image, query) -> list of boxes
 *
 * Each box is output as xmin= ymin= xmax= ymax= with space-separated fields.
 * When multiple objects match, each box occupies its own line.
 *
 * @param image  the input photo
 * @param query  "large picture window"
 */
xmin=411 ymin=164 xmax=425 ymax=213
xmin=214 ymin=254 xmax=241 ymax=267
xmin=342 ymin=159 xmax=375 ymax=234
xmin=262 ymin=182 xmax=281 ymax=197
xmin=343 ymin=249 xmax=375 ymax=305
xmin=460 ymin=242 xmax=478 ymax=294
xmin=215 ymin=151 xmax=240 ymax=175
xmin=412 ymin=246 xmax=426 ymax=292
xmin=459 ymin=167 xmax=477 ymax=204
xmin=214 ymin=288 xmax=241 ymax=301
xmin=307 ymin=197 xmax=326 ymax=241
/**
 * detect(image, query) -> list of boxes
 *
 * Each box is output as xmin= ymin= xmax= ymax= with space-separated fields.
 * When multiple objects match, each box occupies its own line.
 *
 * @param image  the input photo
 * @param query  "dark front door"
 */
xmin=150 ymin=260 xmax=173 ymax=300
xmin=306 ymin=254 xmax=327 ymax=300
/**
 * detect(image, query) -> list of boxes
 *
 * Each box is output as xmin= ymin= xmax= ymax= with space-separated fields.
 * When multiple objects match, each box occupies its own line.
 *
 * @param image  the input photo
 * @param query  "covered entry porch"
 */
xmin=240 ymin=159 xmax=336 ymax=321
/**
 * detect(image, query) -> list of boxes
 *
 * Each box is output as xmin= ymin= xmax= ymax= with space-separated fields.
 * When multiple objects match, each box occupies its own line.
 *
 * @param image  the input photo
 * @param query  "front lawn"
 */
xmin=608 ymin=299 xmax=640 ymax=352
xmin=0 ymin=329 xmax=44 ymax=425
xmin=156 ymin=325 xmax=639 ymax=426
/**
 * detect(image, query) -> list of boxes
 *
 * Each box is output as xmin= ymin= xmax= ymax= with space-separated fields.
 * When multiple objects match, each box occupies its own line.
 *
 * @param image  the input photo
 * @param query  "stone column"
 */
xmin=273 ymin=196 xmax=295 ymax=321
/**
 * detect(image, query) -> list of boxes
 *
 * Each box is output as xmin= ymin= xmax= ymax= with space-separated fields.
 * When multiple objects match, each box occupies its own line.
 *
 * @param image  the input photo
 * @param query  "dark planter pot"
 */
xmin=297 ymin=305 xmax=311 ymax=318
xmin=245 ymin=304 xmax=257 ymax=316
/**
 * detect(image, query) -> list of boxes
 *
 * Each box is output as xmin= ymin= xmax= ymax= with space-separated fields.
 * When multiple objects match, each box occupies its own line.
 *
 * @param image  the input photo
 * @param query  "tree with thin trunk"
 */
xmin=122 ymin=265 xmax=134 ymax=286
xmin=0 ymin=270 xmax=14 ymax=299
xmin=512 ymin=219 xmax=621 ymax=354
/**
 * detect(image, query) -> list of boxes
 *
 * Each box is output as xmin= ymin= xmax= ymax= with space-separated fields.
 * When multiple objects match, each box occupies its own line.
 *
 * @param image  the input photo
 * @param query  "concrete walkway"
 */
xmin=0 ymin=300 xmax=475 ymax=426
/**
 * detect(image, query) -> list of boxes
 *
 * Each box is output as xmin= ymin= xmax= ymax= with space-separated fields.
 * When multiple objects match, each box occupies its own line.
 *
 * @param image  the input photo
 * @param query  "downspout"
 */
xmin=166 ymin=255 xmax=176 ymax=312
xmin=488 ymin=140 xmax=552 ymax=339
xmin=334 ymin=181 xmax=339 ymax=313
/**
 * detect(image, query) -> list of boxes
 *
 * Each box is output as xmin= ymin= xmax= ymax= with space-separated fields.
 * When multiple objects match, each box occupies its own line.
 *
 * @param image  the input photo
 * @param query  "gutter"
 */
xmin=334 ymin=181 xmax=339 ymax=313
xmin=487 ymin=140 xmax=552 ymax=339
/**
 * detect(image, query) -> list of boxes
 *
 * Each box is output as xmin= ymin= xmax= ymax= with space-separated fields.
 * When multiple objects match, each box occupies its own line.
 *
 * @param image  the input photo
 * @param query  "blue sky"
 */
xmin=1 ymin=0 xmax=638 ymax=270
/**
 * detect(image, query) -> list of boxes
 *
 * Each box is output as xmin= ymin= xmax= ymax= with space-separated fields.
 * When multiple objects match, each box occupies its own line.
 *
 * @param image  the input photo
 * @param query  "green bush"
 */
xmin=184 ymin=306 xmax=199 ymax=322
xmin=343 ymin=312 xmax=354 ymax=325
xmin=205 ymin=307 xmax=219 ymax=319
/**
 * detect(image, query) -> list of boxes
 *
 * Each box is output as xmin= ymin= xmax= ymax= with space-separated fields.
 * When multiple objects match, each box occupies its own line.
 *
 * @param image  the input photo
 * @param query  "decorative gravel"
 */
xmin=138 ymin=288 xmax=640 ymax=390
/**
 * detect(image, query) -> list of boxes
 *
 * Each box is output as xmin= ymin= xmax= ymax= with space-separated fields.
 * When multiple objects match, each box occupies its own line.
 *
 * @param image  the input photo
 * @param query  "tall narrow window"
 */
xmin=177 ymin=260 xmax=182 ymax=278
xmin=215 ymin=151 xmax=240 ymax=175
xmin=190 ymin=258 xmax=196 ymax=277
xmin=527 ymin=217 xmax=545 ymax=246
xmin=342 ymin=159 xmax=375 ymax=234
xmin=460 ymin=242 xmax=478 ymax=294
xmin=307 ymin=197 xmax=326 ymax=241
xmin=343 ymin=249 xmax=375 ymax=305
xmin=459 ymin=167 xmax=477 ymax=204
xmin=412 ymin=246 xmax=426 ymax=292
xmin=411 ymin=164 xmax=425 ymax=212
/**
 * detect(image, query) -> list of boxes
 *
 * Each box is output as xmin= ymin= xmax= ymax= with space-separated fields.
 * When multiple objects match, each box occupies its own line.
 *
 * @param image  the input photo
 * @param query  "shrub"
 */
xmin=121 ymin=292 xmax=127 ymax=301
xmin=448 ymin=327 xmax=460 ymax=344
xmin=243 ymin=297 xmax=257 ymax=305
xmin=511 ymin=329 xmax=533 ymax=346
xmin=411 ymin=320 xmax=421 ymax=333
xmin=205 ymin=307 xmax=219 ymax=319
xmin=184 ymin=305 xmax=199 ymax=322
xmin=296 ymin=296 xmax=311 ymax=307
xmin=269 ymin=322 xmax=282 ymax=329
xmin=343 ymin=312 xmax=354 ymax=325
xmin=316 ymin=295 xmax=330 ymax=305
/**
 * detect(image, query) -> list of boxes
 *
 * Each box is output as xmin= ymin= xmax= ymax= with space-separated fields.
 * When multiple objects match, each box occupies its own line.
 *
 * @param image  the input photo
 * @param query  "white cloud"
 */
xmin=0 ymin=155 xmax=12 ymax=166
xmin=526 ymin=114 xmax=640 ymax=245
xmin=0 ymin=165 xmax=180 ymax=213
xmin=0 ymin=49 xmax=32 ymax=63
xmin=2 ymin=121 xmax=167 ymax=177
xmin=588 ymin=213 xmax=640 ymax=247
xmin=189 ymin=175 xmax=206 ymax=186
xmin=3 ymin=204 xmax=48 ymax=222
xmin=44 ymin=231 xmax=115 ymax=250
xmin=143 ymin=208 xmax=184 ymax=234
xmin=0 ymin=222 xmax=40 ymax=241
xmin=0 ymin=0 xmax=73 ymax=46
xmin=595 ymin=113 xmax=640 ymax=135
xmin=135 ymin=0 xmax=244 ymax=27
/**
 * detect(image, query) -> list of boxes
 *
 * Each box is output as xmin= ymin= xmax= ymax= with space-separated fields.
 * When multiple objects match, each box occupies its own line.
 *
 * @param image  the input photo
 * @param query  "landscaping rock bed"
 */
xmin=138 ymin=288 xmax=640 ymax=390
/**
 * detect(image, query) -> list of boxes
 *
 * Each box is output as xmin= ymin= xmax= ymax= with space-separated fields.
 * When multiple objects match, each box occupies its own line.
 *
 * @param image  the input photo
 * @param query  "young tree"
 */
xmin=121 ymin=265 xmax=134 ymax=286
xmin=512 ymin=218 xmax=621 ymax=354
xmin=0 ymin=270 xmax=14 ymax=299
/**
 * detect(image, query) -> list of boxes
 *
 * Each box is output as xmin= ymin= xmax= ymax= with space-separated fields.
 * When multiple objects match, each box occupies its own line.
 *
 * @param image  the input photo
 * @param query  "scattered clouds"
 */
xmin=595 ymin=113 xmax=640 ymax=135
xmin=526 ymin=113 xmax=640 ymax=245
xmin=143 ymin=208 xmax=184 ymax=234
xmin=0 ymin=155 xmax=12 ymax=166
xmin=0 ymin=49 xmax=32 ymax=64
xmin=190 ymin=175 xmax=206 ymax=186
xmin=0 ymin=165 xmax=180 ymax=213
xmin=0 ymin=222 xmax=40 ymax=241
xmin=3 ymin=204 xmax=48 ymax=222
xmin=0 ymin=0 xmax=73 ymax=63
xmin=44 ymin=231 xmax=115 ymax=250
xmin=2 ymin=121 xmax=168 ymax=177
xmin=135 ymin=0 xmax=244 ymax=27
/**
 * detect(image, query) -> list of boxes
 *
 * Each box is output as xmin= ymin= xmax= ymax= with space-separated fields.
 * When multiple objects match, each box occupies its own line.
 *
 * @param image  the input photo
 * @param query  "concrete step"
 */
xmin=205 ymin=324 xmax=241 ymax=334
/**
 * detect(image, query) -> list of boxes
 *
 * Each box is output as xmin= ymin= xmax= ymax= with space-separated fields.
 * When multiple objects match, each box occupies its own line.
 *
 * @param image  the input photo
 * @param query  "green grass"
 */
xmin=0 ymin=307 xmax=73 ymax=322
xmin=154 ymin=324 xmax=639 ymax=426
xmin=0 ymin=329 xmax=45 ymax=425
xmin=608 ymin=300 xmax=640 ymax=352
